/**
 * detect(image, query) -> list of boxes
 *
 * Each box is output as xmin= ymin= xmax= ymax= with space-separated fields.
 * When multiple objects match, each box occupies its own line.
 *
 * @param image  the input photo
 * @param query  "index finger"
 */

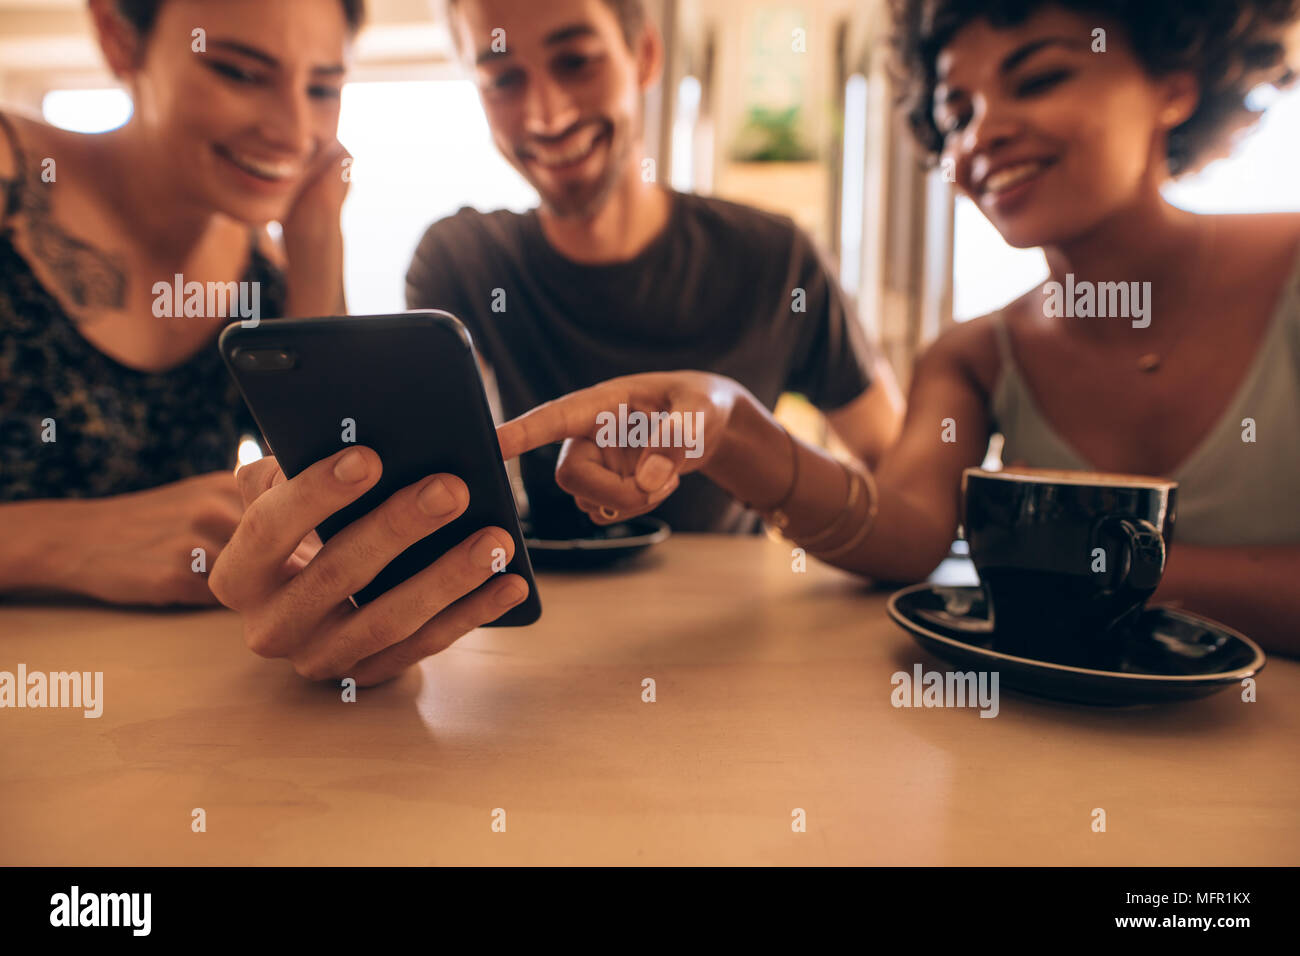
xmin=497 ymin=383 xmax=622 ymax=461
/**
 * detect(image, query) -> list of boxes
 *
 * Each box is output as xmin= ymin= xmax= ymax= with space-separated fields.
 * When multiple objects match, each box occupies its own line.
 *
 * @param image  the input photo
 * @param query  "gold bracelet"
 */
xmin=788 ymin=460 xmax=862 ymax=550
xmin=810 ymin=468 xmax=879 ymax=561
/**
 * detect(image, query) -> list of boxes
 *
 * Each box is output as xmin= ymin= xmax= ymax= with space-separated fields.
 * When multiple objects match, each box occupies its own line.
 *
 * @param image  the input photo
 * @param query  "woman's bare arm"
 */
xmin=1155 ymin=544 xmax=1300 ymax=656
xmin=704 ymin=329 xmax=991 ymax=581
xmin=497 ymin=327 xmax=997 ymax=584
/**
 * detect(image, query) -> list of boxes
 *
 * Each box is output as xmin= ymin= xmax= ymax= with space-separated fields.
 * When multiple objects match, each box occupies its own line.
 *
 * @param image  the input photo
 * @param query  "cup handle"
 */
xmin=1096 ymin=516 xmax=1166 ymax=596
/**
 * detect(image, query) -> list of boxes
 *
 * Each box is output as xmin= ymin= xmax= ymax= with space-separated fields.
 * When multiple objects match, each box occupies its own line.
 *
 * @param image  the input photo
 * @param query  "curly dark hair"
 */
xmin=114 ymin=0 xmax=367 ymax=35
xmin=890 ymin=0 xmax=1299 ymax=176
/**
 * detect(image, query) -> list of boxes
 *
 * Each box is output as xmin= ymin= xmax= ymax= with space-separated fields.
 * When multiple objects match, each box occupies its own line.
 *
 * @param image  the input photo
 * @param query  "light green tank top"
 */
xmin=990 ymin=244 xmax=1300 ymax=547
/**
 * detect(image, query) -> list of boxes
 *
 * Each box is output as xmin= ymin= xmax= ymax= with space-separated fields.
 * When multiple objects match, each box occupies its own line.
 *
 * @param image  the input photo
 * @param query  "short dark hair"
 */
xmin=890 ymin=0 xmax=1300 ymax=176
xmin=114 ymin=0 xmax=367 ymax=35
xmin=446 ymin=0 xmax=646 ymax=49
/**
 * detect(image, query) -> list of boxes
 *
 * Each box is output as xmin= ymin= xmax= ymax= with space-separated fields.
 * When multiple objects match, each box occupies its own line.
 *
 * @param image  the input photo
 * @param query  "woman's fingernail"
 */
xmin=496 ymin=580 xmax=527 ymax=606
xmin=334 ymin=449 xmax=369 ymax=482
xmin=418 ymin=477 xmax=456 ymax=516
xmin=638 ymin=454 xmax=674 ymax=491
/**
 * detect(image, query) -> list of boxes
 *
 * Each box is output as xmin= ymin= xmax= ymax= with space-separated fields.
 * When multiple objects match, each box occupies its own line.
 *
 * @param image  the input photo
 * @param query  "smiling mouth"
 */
xmin=981 ymin=158 xmax=1056 ymax=197
xmin=214 ymin=144 xmax=302 ymax=183
xmin=523 ymin=125 xmax=610 ymax=171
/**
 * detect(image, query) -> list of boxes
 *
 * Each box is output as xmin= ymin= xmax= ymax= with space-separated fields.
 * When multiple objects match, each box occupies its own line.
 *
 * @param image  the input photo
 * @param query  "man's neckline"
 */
xmin=526 ymin=188 xmax=683 ymax=271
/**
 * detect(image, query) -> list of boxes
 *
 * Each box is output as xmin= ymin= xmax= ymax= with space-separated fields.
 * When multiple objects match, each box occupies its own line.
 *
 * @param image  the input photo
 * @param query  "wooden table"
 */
xmin=1 ymin=535 xmax=1295 ymax=865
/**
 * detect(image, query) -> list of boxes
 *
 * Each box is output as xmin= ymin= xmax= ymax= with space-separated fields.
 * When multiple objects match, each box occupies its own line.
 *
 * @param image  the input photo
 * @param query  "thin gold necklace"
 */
xmin=1134 ymin=219 xmax=1214 ymax=373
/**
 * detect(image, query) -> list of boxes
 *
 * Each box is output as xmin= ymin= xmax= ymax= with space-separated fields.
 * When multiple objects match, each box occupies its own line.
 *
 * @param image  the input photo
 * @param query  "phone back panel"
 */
xmin=219 ymin=311 xmax=540 ymax=625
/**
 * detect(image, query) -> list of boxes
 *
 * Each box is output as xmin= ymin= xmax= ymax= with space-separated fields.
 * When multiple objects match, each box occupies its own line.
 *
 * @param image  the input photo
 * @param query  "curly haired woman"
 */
xmin=497 ymin=0 xmax=1300 ymax=654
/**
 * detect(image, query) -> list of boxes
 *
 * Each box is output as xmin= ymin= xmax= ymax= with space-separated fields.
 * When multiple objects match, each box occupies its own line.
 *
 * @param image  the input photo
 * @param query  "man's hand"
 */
xmin=209 ymin=447 xmax=529 ymax=685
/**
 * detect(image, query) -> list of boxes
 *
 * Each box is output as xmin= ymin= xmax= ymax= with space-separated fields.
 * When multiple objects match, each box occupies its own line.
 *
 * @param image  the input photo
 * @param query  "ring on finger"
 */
xmin=599 ymin=506 xmax=619 ymax=520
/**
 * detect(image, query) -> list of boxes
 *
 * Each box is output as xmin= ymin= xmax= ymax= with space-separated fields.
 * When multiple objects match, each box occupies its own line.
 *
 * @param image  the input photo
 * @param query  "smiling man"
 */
xmin=406 ymin=0 xmax=902 ymax=534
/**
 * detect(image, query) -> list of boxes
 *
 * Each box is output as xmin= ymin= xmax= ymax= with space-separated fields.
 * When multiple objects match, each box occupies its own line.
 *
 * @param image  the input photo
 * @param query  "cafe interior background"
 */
xmin=2 ymin=0 xmax=1298 ymax=462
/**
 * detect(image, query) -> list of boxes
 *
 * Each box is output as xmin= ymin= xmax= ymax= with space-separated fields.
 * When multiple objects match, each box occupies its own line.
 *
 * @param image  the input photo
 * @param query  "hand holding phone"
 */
xmin=211 ymin=311 xmax=540 ymax=684
xmin=209 ymin=447 xmax=528 ymax=685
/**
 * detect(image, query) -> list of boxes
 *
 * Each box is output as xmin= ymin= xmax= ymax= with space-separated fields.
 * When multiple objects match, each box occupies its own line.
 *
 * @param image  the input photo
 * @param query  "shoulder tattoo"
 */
xmin=10 ymin=142 xmax=127 ymax=312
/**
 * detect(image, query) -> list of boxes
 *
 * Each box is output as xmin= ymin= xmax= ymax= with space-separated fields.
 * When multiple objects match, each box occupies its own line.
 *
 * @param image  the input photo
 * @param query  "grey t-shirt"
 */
xmin=405 ymin=189 xmax=874 ymax=534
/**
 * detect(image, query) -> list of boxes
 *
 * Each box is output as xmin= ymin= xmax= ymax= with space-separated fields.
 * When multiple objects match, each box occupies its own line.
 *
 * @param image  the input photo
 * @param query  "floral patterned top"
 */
xmin=0 ymin=115 xmax=284 ymax=501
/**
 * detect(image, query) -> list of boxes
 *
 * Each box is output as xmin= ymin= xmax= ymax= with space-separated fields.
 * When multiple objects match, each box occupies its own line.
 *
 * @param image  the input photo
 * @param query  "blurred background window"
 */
xmin=336 ymin=80 xmax=537 ymax=314
xmin=41 ymin=87 xmax=131 ymax=133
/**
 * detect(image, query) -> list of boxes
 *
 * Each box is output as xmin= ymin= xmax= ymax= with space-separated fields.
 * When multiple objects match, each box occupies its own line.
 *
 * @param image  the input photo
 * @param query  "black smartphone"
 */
xmin=218 ymin=310 xmax=541 ymax=625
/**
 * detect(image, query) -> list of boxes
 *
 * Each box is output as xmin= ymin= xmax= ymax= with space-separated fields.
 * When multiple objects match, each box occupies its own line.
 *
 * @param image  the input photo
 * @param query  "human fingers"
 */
xmin=286 ymin=525 xmax=514 ymax=679
xmin=346 ymin=573 xmax=530 ymax=686
xmin=210 ymin=447 xmax=383 ymax=610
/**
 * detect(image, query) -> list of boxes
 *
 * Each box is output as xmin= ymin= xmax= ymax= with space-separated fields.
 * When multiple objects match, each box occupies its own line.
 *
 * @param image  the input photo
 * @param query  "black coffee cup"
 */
xmin=521 ymin=446 xmax=603 ymax=540
xmin=962 ymin=467 xmax=1177 ymax=668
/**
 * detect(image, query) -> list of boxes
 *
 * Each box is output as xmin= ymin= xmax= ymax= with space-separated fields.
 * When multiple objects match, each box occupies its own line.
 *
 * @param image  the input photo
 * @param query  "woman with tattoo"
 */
xmin=0 ymin=0 xmax=341 ymax=599
xmin=2 ymin=0 xmax=537 ymax=687
xmin=0 ymin=0 xmax=367 ymax=605
xmin=493 ymin=0 xmax=1300 ymax=656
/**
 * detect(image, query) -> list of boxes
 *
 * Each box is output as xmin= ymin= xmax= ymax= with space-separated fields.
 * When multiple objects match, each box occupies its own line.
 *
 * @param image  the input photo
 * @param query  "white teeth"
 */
xmin=222 ymin=149 xmax=299 ymax=181
xmin=984 ymin=160 xmax=1048 ymax=194
xmin=531 ymin=131 xmax=603 ymax=168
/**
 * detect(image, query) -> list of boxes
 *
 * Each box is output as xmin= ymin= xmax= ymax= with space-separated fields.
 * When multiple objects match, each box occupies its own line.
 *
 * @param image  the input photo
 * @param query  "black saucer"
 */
xmin=521 ymin=516 xmax=670 ymax=570
xmin=887 ymin=583 xmax=1265 ymax=706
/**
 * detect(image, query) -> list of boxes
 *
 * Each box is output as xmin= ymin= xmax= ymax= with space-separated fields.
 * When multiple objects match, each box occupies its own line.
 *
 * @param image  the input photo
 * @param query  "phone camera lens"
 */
xmin=234 ymin=348 xmax=294 ymax=371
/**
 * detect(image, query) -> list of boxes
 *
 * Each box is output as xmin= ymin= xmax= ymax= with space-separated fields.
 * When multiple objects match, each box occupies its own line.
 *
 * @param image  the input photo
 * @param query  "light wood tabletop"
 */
xmin=1 ymin=534 xmax=1295 ymax=866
